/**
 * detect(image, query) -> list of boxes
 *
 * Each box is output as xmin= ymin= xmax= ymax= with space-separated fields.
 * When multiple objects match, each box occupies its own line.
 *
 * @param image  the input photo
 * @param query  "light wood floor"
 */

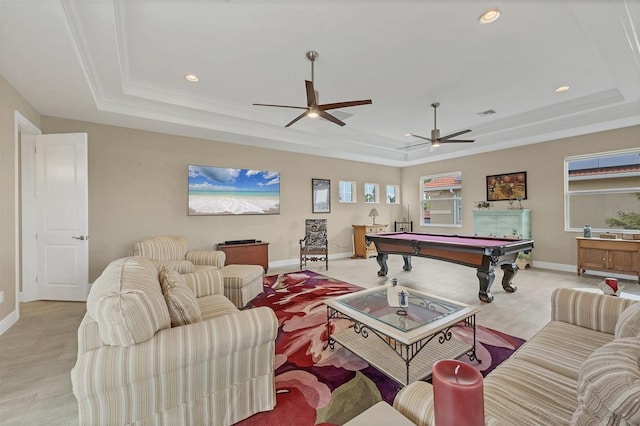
xmin=1 ymin=255 xmax=638 ymax=425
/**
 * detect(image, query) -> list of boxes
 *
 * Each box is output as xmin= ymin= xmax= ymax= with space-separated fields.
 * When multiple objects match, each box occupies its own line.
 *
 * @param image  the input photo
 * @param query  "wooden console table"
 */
xmin=217 ymin=241 xmax=269 ymax=272
xmin=576 ymin=237 xmax=639 ymax=283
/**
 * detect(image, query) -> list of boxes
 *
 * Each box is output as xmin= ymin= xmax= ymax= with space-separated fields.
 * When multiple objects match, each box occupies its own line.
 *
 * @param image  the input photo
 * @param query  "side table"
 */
xmin=352 ymin=224 xmax=388 ymax=259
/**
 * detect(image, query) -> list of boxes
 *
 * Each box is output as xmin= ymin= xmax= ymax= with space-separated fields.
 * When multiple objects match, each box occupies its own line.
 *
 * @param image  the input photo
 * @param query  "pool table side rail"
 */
xmin=366 ymin=232 xmax=534 ymax=258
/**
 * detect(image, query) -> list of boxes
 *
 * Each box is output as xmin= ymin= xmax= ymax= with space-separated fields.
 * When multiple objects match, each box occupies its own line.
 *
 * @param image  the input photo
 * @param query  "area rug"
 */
xmin=239 ymin=270 xmax=525 ymax=426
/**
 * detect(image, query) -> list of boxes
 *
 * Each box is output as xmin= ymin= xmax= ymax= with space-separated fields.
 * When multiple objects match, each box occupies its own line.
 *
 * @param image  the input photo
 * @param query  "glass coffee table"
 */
xmin=324 ymin=286 xmax=480 ymax=385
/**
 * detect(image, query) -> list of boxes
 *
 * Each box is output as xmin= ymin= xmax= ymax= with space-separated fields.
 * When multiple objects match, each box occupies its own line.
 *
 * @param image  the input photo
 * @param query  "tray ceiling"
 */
xmin=1 ymin=0 xmax=639 ymax=166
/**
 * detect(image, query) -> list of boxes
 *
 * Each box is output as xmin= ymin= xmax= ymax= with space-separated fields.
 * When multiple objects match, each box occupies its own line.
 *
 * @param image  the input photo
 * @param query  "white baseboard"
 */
xmin=532 ymin=261 xmax=576 ymax=273
xmin=533 ymin=261 xmax=637 ymax=282
xmin=0 ymin=309 xmax=19 ymax=336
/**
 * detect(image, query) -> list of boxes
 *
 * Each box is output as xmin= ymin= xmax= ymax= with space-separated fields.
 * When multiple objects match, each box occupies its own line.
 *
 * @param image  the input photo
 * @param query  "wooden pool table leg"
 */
xmin=476 ymin=268 xmax=495 ymax=303
xmin=375 ymin=254 xmax=412 ymax=276
xmin=376 ymin=254 xmax=389 ymax=276
xmin=500 ymin=263 xmax=518 ymax=293
xmin=402 ymin=255 xmax=412 ymax=271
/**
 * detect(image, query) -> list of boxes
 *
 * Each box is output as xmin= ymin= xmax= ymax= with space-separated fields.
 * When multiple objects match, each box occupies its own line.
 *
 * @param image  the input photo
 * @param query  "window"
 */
xmin=339 ymin=180 xmax=357 ymax=203
xmin=364 ymin=183 xmax=379 ymax=204
xmin=421 ymin=172 xmax=463 ymax=227
xmin=565 ymin=149 xmax=640 ymax=232
xmin=386 ymin=185 xmax=400 ymax=204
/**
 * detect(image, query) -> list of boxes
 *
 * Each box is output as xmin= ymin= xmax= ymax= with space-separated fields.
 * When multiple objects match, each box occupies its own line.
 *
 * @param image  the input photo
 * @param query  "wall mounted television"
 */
xmin=188 ymin=165 xmax=280 ymax=216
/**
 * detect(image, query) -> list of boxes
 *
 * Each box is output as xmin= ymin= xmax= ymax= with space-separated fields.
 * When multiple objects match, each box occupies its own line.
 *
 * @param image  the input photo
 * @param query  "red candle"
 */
xmin=432 ymin=359 xmax=484 ymax=426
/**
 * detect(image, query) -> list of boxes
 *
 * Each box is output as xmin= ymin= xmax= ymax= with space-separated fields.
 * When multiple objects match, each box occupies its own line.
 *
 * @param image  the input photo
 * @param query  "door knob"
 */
xmin=72 ymin=235 xmax=88 ymax=240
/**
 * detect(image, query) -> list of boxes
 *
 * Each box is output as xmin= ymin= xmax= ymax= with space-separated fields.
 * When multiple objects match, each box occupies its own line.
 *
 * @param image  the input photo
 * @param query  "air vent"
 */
xmin=477 ymin=109 xmax=496 ymax=116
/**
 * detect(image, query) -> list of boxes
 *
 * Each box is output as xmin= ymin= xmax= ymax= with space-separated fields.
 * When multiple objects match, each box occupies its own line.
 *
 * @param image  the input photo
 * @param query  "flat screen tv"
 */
xmin=188 ymin=164 xmax=280 ymax=216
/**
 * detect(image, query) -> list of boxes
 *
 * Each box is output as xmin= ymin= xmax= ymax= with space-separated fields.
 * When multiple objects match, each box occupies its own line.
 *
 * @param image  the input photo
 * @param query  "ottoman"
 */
xmin=220 ymin=264 xmax=264 ymax=308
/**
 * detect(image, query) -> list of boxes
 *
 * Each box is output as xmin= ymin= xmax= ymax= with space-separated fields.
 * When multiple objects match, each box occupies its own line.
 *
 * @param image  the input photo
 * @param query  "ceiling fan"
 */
xmin=402 ymin=102 xmax=474 ymax=150
xmin=253 ymin=51 xmax=372 ymax=127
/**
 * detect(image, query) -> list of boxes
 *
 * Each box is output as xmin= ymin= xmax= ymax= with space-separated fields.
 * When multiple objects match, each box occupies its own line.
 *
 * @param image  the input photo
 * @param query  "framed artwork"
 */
xmin=312 ymin=178 xmax=331 ymax=213
xmin=486 ymin=171 xmax=527 ymax=201
xmin=188 ymin=164 xmax=280 ymax=215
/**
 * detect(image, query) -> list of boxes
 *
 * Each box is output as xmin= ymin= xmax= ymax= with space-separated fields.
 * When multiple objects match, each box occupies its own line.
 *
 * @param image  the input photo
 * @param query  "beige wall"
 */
xmin=2 ymin=72 xmax=638 ymax=330
xmin=41 ymin=117 xmax=403 ymax=282
xmin=401 ymin=125 xmax=640 ymax=268
xmin=0 ymin=75 xmax=41 ymax=321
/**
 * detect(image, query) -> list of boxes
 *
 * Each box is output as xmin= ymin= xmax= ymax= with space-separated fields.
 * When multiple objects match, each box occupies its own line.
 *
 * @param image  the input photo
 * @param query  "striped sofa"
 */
xmin=71 ymin=256 xmax=278 ymax=425
xmin=392 ymin=288 xmax=640 ymax=425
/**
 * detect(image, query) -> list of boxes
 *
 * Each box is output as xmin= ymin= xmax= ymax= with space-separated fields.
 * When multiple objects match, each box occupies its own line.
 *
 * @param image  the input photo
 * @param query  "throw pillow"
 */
xmin=159 ymin=267 xmax=202 ymax=327
xmin=571 ymin=337 xmax=640 ymax=426
xmin=615 ymin=302 xmax=640 ymax=339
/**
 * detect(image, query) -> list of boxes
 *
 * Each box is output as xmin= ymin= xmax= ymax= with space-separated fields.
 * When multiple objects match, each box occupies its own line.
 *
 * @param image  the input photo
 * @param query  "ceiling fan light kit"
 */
xmin=253 ymin=50 xmax=372 ymax=127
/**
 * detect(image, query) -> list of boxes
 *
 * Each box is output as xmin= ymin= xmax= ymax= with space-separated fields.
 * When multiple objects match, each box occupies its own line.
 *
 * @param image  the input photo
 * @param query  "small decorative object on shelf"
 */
xmin=599 ymin=233 xmax=619 ymax=240
xmin=583 ymin=225 xmax=592 ymax=238
xmin=517 ymin=197 xmax=523 ymax=209
xmin=475 ymin=201 xmax=491 ymax=210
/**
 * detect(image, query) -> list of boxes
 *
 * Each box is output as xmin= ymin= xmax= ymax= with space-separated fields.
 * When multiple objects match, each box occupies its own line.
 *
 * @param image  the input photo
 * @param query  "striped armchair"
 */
xmin=131 ymin=235 xmax=226 ymax=273
xmin=71 ymin=256 xmax=277 ymax=425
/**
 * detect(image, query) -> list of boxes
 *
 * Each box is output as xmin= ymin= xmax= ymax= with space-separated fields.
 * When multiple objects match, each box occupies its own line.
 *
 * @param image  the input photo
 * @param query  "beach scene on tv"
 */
xmin=188 ymin=165 xmax=280 ymax=215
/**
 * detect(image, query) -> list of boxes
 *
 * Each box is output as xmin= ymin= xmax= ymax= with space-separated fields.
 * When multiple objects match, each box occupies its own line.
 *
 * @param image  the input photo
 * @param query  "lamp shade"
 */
xmin=368 ymin=208 xmax=379 ymax=225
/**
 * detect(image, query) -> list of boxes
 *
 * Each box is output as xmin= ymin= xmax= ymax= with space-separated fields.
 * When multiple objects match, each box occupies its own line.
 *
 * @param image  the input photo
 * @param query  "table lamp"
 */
xmin=368 ymin=208 xmax=379 ymax=225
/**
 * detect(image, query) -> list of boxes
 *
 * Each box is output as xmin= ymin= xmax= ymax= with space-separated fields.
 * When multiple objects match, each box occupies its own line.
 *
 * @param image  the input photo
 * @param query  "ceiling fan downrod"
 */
xmin=431 ymin=102 xmax=441 ymax=144
xmin=306 ymin=51 xmax=318 ymax=86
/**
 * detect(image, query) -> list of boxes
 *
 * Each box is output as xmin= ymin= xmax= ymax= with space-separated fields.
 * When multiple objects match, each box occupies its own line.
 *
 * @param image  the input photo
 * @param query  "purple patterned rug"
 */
xmin=239 ymin=270 xmax=525 ymax=426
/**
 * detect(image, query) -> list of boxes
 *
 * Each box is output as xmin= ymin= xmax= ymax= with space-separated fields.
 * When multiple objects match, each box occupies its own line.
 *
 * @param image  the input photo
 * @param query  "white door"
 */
xmin=35 ymin=133 xmax=89 ymax=301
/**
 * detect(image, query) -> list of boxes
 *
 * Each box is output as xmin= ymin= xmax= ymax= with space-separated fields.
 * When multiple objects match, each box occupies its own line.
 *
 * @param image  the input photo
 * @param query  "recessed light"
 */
xmin=479 ymin=9 xmax=501 ymax=24
xmin=404 ymin=133 xmax=412 ymax=137
xmin=184 ymin=74 xmax=199 ymax=82
xmin=555 ymin=85 xmax=570 ymax=93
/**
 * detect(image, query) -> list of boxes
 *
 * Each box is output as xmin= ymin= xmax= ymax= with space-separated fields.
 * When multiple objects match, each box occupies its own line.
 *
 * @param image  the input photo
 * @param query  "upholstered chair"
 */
xmin=131 ymin=235 xmax=225 ymax=273
xmin=131 ymin=235 xmax=264 ymax=308
xmin=299 ymin=219 xmax=328 ymax=270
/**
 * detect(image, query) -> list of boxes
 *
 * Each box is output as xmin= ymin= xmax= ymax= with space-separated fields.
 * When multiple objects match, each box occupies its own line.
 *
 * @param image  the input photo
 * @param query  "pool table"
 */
xmin=365 ymin=232 xmax=534 ymax=303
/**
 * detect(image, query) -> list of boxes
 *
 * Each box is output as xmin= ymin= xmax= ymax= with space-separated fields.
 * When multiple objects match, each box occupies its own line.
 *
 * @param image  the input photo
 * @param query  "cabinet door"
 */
xmin=581 ymin=248 xmax=607 ymax=269
xmin=609 ymin=250 xmax=638 ymax=273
